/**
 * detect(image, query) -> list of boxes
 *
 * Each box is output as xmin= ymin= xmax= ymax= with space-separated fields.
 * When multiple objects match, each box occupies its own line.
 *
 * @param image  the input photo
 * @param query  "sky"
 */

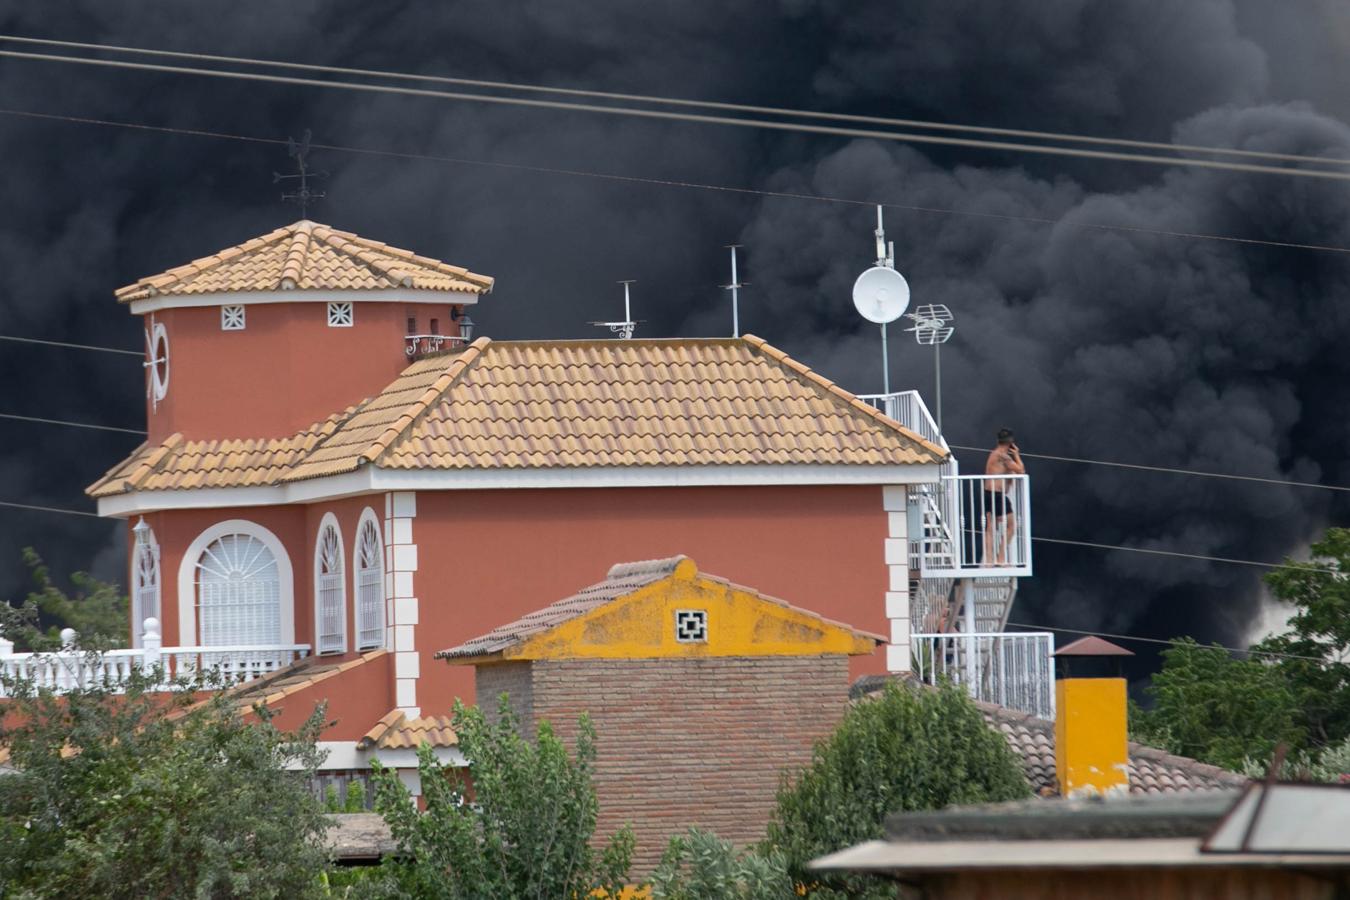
xmin=1 ymin=1 xmax=1348 ymax=671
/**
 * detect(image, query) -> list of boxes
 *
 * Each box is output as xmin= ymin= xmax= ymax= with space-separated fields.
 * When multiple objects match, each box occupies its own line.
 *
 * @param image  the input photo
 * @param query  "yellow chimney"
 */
xmin=1053 ymin=636 xmax=1134 ymax=795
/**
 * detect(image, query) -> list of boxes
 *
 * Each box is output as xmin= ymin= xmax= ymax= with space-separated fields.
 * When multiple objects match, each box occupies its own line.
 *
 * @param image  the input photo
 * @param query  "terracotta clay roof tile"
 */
xmin=115 ymin=220 xmax=493 ymax=302
xmin=88 ymin=336 xmax=946 ymax=498
xmin=357 ymin=709 xmax=458 ymax=750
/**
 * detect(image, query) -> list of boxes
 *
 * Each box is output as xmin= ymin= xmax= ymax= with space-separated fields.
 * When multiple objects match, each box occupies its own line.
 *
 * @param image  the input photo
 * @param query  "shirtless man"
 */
xmin=983 ymin=428 xmax=1025 ymax=566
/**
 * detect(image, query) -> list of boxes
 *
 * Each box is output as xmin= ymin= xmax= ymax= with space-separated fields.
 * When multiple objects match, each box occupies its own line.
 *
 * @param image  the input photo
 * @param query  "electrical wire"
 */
xmin=5 ymin=48 xmax=1350 ymax=181
xmin=0 ymin=499 xmax=102 ymax=518
xmin=950 ymin=444 xmax=1350 ymax=493
xmin=5 ymin=33 xmax=1349 ymax=169
xmin=0 ymin=412 xmax=146 ymax=435
xmin=1004 ymin=621 xmax=1334 ymax=664
xmin=5 ymin=108 xmax=1350 ymax=259
xmin=0 ymin=333 xmax=142 ymax=357
xmin=1031 ymin=536 xmax=1340 ymax=575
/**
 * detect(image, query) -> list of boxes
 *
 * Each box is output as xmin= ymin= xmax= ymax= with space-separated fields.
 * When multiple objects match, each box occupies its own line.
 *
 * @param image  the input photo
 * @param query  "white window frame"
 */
xmin=131 ymin=522 xmax=161 ymax=648
xmin=327 ymin=301 xmax=354 ymax=327
xmin=147 ymin=320 xmax=170 ymax=404
xmin=177 ymin=520 xmax=295 ymax=647
xmin=220 ymin=305 xmax=246 ymax=330
xmin=314 ymin=513 xmax=348 ymax=655
xmin=354 ymin=508 xmax=385 ymax=651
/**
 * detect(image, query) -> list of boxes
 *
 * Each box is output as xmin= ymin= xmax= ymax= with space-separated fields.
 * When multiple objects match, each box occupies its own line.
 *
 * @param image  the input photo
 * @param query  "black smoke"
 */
xmin=1 ymin=1 xmax=1348 ymax=671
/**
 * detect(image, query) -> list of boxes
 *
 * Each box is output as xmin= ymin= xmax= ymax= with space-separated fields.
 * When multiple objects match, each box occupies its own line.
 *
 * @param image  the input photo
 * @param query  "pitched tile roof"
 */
xmin=437 ymin=555 xmax=885 ymax=661
xmin=114 ymin=220 xmax=493 ymax=302
xmin=357 ymin=709 xmax=458 ymax=750
xmin=88 ymin=336 xmax=946 ymax=497
xmin=851 ymin=676 xmax=1245 ymax=797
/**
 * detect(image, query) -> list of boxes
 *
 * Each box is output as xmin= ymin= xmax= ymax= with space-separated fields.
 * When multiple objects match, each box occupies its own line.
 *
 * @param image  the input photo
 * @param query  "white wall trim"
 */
xmin=128 ymin=287 xmax=483 ymax=315
xmin=98 ymin=463 xmax=944 ymax=517
xmin=385 ymin=492 xmax=419 ymax=718
xmin=884 ymin=485 xmax=912 ymax=674
xmin=176 ymin=519 xmax=296 ymax=647
xmin=313 ymin=512 xmax=348 ymax=655
xmin=301 ymin=741 xmax=466 ymax=772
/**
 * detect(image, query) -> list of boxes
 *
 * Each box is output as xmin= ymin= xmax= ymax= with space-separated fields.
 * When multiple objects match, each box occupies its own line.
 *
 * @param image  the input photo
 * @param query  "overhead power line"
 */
xmin=4 ymin=108 xmax=1350 ymax=259
xmin=1005 ymin=621 xmax=1331 ymax=664
xmin=0 ymin=498 xmax=102 ymax=519
xmin=0 ymin=333 xmax=143 ymax=357
xmin=1032 ymin=536 xmax=1339 ymax=576
xmin=4 ymin=34 xmax=1349 ymax=170
xmin=0 ymin=412 xmax=146 ymax=435
xmin=950 ymin=444 xmax=1350 ymax=493
xmin=5 ymin=48 xmax=1350 ymax=181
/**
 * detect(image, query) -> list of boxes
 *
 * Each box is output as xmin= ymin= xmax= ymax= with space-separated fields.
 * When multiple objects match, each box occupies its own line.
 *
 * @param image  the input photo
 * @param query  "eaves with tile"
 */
xmin=88 ymin=334 xmax=947 ymax=498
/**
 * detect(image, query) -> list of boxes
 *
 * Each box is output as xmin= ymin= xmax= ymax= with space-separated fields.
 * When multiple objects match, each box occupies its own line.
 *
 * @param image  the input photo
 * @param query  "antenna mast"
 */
xmin=851 ymin=205 xmax=908 ymax=395
xmin=274 ymin=129 xmax=328 ymax=218
xmin=589 ymin=280 xmax=640 ymax=339
xmin=722 ymin=245 xmax=747 ymax=338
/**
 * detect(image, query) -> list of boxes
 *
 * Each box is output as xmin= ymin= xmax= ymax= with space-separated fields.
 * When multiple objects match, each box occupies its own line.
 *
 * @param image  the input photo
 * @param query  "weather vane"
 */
xmin=274 ymin=129 xmax=327 ymax=218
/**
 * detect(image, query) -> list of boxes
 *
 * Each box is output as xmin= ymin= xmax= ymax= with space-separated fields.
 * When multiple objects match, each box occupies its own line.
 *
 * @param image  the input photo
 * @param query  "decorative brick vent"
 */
xmin=674 ymin=609 xmax=707 ymax=643
xmin=327 ymin=301 xmax=354 ymax=327
xmin=220 ymin=305 xmax=246 ymax=330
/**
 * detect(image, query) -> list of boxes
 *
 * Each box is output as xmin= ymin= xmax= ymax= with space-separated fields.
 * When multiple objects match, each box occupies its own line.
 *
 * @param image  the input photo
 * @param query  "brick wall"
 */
xmin=496 ymin=655 xmax=849 ymax=874
xmin=477 ymin=661 xmax=534 ymax=730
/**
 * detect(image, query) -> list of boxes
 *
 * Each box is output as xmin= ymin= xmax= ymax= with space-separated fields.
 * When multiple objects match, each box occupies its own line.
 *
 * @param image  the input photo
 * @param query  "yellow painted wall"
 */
xmin=1055 ymin=678 xmax=1129 ymax=795
xmin=503 ymin=558 xmax=877 ymax=661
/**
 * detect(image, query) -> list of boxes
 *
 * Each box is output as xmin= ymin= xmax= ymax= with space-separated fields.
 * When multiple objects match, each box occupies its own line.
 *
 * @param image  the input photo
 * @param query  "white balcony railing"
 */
xmin=0 ymin=619 xmax=310 ymax=697
xmin=911 ymin=631 xmax=1056 ymax=719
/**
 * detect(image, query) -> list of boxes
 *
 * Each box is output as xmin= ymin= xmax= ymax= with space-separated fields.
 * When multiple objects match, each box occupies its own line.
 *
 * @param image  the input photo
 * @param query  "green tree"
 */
xmin=5 ymin=548 xmax=130 ymax=650
xmin=366 ymin=696 xmax=634 ymax=899
xmin=1134 ymin=528 xmax=1350 ymax=771
xmin=0 ymin=668 xmax=331 ymax=898
xmin=766 ymin=681 xmax=1031 ymax=898
xmin=1132 ymin=639 xmax=1305 ymax=770
xmin=650 ymin=828 xmax=795 ymax=900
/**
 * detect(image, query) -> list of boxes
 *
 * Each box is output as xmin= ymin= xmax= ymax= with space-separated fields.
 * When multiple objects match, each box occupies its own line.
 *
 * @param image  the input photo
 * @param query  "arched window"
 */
xmin=355 ymin=510 xmax=385 ymax=650
xmin=196 ymin=533 xmax=281 ymax=646
xmin=314 ymin=516 xmax=347 ymax=654
xmin=132 ymin=518 xmax=160 ymax=646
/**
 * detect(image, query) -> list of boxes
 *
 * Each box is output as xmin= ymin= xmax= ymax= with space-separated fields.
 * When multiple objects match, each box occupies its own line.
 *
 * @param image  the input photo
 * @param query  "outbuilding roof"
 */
xmin=437 ymin=555 xmax=884 ymax=662
xmin=357 ymin=709 xmax=458 ymax=750
xmin=88 ymin=335 xmax=946 ymax=497
xmin=114 ymin=220 xmax=494 ymax=302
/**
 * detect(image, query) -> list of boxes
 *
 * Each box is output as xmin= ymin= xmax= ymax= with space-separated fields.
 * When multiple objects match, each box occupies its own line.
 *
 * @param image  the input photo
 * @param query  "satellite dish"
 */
xmin=852 ymin=266 xmax=910 ymax=324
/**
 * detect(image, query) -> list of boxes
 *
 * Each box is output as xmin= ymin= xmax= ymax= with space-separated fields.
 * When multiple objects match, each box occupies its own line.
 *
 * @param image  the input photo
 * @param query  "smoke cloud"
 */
xmin=0 ymin=1 xmax=1347 ymax=664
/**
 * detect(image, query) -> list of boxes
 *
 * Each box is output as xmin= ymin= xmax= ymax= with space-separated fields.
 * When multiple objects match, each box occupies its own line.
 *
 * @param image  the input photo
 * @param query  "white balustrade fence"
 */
xmin=911 ymin=631 xmax=1056 ymax=719
xmin=0 ymin=618 xmax=310 ymax=697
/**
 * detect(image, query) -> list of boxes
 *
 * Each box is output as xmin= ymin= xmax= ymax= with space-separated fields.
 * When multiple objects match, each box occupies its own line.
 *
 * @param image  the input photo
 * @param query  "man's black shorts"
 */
xmin=983 ymin=490 xmax=1012 ymax=517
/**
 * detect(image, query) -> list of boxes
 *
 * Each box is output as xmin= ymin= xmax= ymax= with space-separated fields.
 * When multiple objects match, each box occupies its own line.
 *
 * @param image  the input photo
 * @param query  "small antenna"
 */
xmin=904 ymin=304 xmax=955 ymax=430
xmin=721 ymin=245 xmax=748 ymax=338
xmin=589 ymin=280 xmax=642 ymax=339
xmin=273 ymin=128 xmax=328 ymax=218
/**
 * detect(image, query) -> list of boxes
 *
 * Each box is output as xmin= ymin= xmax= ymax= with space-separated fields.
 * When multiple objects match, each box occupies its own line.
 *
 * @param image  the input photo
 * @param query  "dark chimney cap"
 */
xmin=1053 ymin=636 xmax=1134 ymax=658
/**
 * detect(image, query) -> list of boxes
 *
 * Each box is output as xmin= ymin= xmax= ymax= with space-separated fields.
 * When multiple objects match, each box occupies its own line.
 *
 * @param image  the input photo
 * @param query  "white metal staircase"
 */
xmin=860 ymin=389 xmax=1049 ymax=717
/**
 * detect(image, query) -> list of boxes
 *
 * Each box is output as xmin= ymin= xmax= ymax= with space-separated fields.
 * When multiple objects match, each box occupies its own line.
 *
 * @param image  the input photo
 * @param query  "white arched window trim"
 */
xmin=131 ymin=519 xmax=160 ymax=648
xmin=314 ymin=513 xmax=348 ymax=655
xmin=354 ymin=507 xmax=386 ymax=651
xmin=176 ymin=520 xmax=295 ymax=647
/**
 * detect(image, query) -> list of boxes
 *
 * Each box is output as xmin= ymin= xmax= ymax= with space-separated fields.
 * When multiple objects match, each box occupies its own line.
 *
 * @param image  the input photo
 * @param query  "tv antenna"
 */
xmin=851 ymin=205 xmax=910 ymax=394
xmin=590 ymin=280 xmax=641 ymax=339
xmin=274 ymin=129 xmax=328 ymax=218
xmin=904 ymin=304 xmax=954 ymax=430
xmin=721 ymin=245 xmax=748 ymax=338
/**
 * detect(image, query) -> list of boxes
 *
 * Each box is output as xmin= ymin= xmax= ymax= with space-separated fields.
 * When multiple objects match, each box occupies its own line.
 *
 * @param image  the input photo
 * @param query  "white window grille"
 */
xmin=196 ymin=533 xmax=281 ymax=646
xmin=132 ymin=520 xmax=160 ymax=644
xmin=355 ymin=516 xmax=385 ymax=650
xmin=220 ymin=305 xmax=246 ymax=330
xmin=675 ymin=609 xmax=708 ymax=643
xmin=315 ymin=522 xmax=347 ymax=654
xmin=327 ymin=301 xmax=354 ymax=327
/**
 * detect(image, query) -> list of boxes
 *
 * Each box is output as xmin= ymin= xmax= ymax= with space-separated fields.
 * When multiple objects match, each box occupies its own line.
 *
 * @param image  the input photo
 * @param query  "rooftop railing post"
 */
xmin=142 ymin=617 xmax=162 ymax=683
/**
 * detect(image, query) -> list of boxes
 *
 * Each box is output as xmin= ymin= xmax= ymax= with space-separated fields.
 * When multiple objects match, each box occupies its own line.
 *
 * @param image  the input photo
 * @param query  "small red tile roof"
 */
xmin=437 ymin=555 xmax=885 ymax=661
xmin=357 ymin=709 xmax=458 ymax=750
xmin=1054 ymin=636 xmax=1136 ymax=657
xmin=115 ymin=220 xmax=493 ymax=302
